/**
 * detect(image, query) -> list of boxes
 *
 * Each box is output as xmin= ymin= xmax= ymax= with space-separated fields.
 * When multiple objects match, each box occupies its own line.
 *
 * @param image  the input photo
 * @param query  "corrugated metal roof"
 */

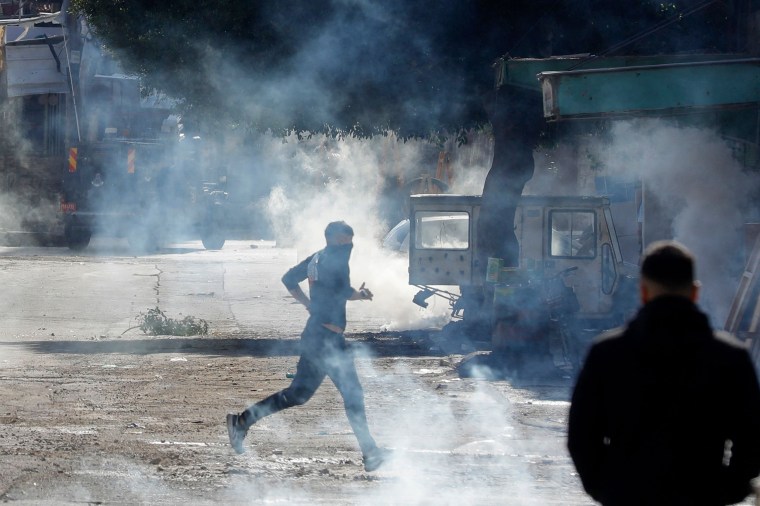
xmin=0 ymin=11 xmax=61 ymax=26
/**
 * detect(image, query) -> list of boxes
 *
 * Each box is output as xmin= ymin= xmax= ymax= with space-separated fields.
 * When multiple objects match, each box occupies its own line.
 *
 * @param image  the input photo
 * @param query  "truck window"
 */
xmin=414 ymin=212 xmax=469 ymax=250
xmin=549 ymin=210 xmax=596 ymax=258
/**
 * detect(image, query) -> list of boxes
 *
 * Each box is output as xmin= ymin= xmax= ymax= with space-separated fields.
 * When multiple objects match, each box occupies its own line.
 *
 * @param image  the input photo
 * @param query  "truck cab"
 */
xmin=60 ymin=136 xmax=227 ymax=251
xmin=408 ymin=194 xmax=637 ymax=336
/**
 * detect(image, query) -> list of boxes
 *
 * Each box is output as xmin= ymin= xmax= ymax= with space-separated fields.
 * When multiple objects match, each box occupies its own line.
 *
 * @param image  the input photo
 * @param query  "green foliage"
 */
xmin=69 ymin=0 xmax=739 ymax=140
xmin=136 ymin=307 xmax=209 ymax=336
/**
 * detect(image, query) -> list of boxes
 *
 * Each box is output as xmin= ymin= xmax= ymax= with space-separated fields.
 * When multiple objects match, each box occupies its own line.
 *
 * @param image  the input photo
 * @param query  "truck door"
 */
xmin=408 ymin=195 xmax=480 ymax=286
xmin=537 ymin=202 xmax=601 ymax=315
xmin=538 ymin=197 xmax=625 ymax=318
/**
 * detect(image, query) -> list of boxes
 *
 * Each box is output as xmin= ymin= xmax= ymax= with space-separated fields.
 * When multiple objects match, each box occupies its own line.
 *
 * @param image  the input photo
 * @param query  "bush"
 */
xmin=136 ymin=307 xmax=209 ymax=336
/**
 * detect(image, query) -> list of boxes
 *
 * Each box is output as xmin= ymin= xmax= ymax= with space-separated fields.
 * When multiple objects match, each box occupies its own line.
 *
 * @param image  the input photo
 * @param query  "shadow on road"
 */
xmin=0 ymin=244 xmax=205 ymax=258
xmin=0 ymin=337 xmax=301 ymax=358
xmin=0 ymin=332 xmax=439 ymax=359
xmin=0 ymin=335 xmax=573 ymax=400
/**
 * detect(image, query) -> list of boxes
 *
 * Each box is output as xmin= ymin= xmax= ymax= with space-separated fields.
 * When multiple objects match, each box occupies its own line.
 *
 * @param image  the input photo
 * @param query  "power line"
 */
xmin=569 ymin=0 xmax=721 ymax=70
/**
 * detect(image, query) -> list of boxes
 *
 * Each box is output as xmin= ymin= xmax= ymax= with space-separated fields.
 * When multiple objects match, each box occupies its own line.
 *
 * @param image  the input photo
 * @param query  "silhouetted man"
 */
xmin=226 ymin=221 xmax=389 ymax=472
xmin=569 ymin=240 xmax=760 ymax=505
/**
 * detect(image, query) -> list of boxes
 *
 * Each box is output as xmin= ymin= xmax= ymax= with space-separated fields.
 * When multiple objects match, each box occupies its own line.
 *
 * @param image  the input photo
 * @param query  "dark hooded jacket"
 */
xmin=568 ymin=295 xmax=760 ymax=506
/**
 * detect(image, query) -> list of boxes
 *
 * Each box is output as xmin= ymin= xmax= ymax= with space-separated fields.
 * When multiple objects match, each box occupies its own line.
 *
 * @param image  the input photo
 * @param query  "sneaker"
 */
xmin=226 ymin=413 xmax=247 ymax=454
xmin=362 ymin=447 xmax=391 ymax=472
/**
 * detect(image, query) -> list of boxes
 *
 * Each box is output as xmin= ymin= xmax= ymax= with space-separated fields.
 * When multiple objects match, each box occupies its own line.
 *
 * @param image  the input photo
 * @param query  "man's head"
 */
xmin=639 ymin=240 xmax=699 ymax=303
xmin=324 ymin=221 xmax=354 ymax=246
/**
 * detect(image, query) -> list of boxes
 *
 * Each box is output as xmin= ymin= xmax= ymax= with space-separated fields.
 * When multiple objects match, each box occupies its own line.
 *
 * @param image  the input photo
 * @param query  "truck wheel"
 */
xmin=126 ymin=228 xmax=160 ymax=253
xmin=201 ymin=231 xmax=225 ymax=250
xmin=64 ymin=225 xmax=91 ymax=251
xmin=201 ymin=205 xmax=225 ymax=250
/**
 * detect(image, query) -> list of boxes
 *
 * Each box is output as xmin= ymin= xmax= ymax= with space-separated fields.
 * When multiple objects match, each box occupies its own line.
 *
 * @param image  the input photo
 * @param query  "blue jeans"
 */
xmin=240 ymin=321 xmax=378 ymax=454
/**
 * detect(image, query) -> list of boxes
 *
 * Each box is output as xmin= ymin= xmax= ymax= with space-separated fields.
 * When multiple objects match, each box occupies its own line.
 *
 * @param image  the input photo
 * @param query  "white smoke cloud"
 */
xmin=0 ymin=98 xmax=61 ymax=238
xmin=256 ymin=132 xmax=492 ymax=331
xmin=225 ymin=354 xmax=563 ymax=504
xmin=589 ymin=119 xmax=759 ymax=325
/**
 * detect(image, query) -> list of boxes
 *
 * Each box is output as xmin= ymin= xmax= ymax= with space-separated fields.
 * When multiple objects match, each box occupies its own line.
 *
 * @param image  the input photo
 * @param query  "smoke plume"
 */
xmin=589 ymin=119 xmax=759 ymax=325
xmin=251 ymin=132 xmax=492 ymax=331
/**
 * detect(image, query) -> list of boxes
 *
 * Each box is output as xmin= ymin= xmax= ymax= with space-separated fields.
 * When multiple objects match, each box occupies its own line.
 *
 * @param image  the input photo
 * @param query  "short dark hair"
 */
xmin=324 ymin=221 xmax=353 ymax=240
xmin=640 ymin=240 xmax=695 ymax=290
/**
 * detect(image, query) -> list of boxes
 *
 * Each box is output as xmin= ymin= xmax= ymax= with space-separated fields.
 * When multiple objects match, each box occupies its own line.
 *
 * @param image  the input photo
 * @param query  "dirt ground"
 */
xmin=0 ymin=331 xmax=590 ymax=505
xmin=0 ymin=241 xmax=753 ymax=505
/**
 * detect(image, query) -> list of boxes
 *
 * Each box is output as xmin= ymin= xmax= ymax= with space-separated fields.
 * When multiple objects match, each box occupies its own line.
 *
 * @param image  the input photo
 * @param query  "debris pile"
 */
xmin=136 ymin=307 xmax=209 ymax=336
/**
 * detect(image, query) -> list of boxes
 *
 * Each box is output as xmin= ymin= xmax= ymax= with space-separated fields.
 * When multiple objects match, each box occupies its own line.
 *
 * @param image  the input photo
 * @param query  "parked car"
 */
xmin=382 ymin=214 xmax=469 ymax=253
xmin=382 ymin=219 xmax=410 ymax=252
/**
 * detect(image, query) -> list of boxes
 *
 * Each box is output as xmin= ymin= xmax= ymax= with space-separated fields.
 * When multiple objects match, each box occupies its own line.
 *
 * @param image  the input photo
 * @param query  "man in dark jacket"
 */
xmin=568 ymin=240 xmax=760 ymax=505
xmin=226 ymin=221 xmax=389 ymax=472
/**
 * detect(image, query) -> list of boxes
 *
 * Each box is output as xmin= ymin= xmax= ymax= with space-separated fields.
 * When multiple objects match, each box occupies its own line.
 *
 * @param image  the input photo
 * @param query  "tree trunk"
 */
xmin=477 ymin=87 xmax=544 ymax=272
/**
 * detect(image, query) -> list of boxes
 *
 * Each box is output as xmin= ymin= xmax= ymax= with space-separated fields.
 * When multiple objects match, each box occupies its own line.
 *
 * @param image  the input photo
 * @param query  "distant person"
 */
xmin=568 ymin=240 xmax=760 ymax=505
xmin=226 ymin=221 xmax=390 ymax=472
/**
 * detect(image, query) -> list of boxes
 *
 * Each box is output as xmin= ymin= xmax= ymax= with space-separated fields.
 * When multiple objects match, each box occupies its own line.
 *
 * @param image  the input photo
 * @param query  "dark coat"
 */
xmin=568 ymin=295 xmax=760 ymax=506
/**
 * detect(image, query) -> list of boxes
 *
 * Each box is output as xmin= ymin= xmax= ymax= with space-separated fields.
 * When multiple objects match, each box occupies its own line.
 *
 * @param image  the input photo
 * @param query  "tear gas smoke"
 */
xmin=257 ymin=132 xmax=492 ymax=331
xmin=224 ymin=130 xmax=584 ymax=504
xmin=588 ymin=119 xmax=760 ymax=325
xmin=0 ymin=99 xmax=61 ymax=238
xmin=524 ymin=143 xmax=582 ymax=197
xmin=352 ymin=359 xmax=543 ymax=505
xmin=226 ymin=354 xmax=565 ymax=505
